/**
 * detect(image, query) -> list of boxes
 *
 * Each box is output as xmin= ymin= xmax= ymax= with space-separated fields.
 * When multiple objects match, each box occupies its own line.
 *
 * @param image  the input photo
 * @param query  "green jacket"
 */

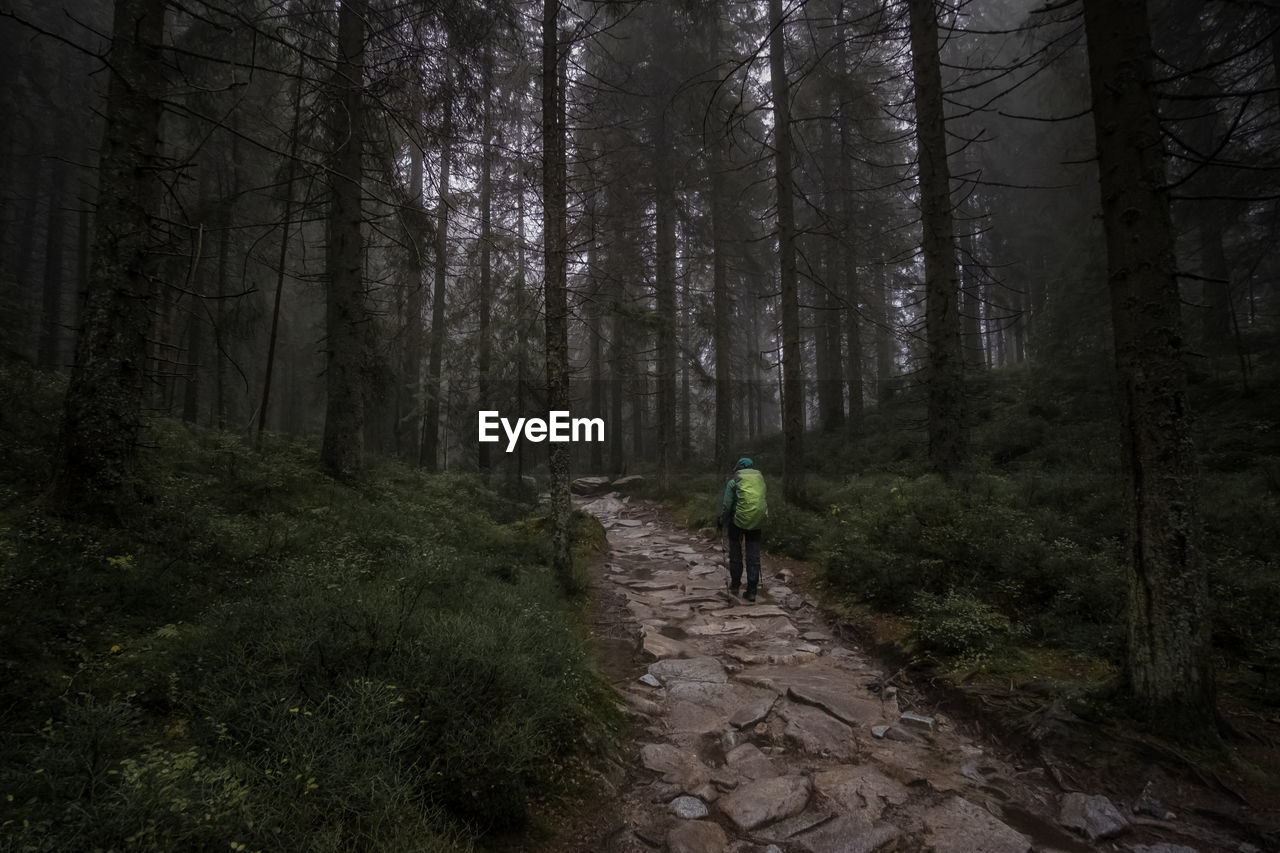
xmin=719 ymin=468 xmax=767 ymax=530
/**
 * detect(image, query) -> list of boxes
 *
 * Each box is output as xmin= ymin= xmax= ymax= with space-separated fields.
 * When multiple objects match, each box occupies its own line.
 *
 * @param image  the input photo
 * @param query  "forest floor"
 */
xmin=552 ymin=489 xmax=1275 ymax=853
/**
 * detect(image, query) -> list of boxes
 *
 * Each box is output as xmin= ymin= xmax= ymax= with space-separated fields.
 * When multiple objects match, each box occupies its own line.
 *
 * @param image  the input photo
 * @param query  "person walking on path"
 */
xmin=717 ymin=457 xmax=768 ymax=600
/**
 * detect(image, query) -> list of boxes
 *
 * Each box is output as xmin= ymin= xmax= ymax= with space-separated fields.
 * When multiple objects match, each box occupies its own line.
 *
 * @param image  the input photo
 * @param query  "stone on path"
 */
xmin=922 ymin=796 xmax=1031 ymax=853
xmin=572 ymin=475 xmax=611 ymax=494
xmin=794 ymin=816 xmax=902 ymax=853
xmin=639 ymin=673 xmax=661 ymax=688
xmin=813 ymin=765 xmax=908 ymax=820
xmin=666 ymin=819 xmax=727 ymax=853
xmin=729 ymin=693 xmax=777 ymax=728
xmin=787 ymin=682 xmax=885 ymax=728
xmin=898 ymin=711 xmax=935 ymax=731
xmin=1058 ymin=792 xmax=1129 ymax=841
xmin=640 ymin=743 xmax=710 ymax=791
xmin=640 ymin=627 xmax=690 ymax=661
xmin=724 ymin=742 xmax=779 ymax=781
xmin=649 ymin=656 xmax=727 ymax=684
xmin=757 ymin=808 xmax=836 ymax=842
xmin=780 ymin=702 xmax=859 ymax=761
xmin=718 ymin=774 xmax=812 ymax=832
xmin=669 ymin=795 xmax=709 ymax=819
xmin=611 ymin=518 xmax=643 ymax=527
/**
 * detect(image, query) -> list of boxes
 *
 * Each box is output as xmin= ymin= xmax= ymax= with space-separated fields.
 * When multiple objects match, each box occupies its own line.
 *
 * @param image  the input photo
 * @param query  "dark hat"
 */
xmin=735 ymin=457 xmax=753 ymax=470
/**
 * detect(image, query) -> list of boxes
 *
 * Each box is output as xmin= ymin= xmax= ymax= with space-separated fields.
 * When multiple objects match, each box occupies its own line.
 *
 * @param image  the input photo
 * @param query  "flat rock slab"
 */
xmin=667 ymin=681 xmax=775 ymax=717
xmin=813 ymin=765 xmax=909 ymax=820
xmin=922 ymin=796 xmax=1031 ymax=853
xmin=640 ymin=743 xmax=711 ymax=790
xmin=730 ymin=693 xmax=777 ymax=728
xmin=641 ymin=627 xmax=691 ymax=661
xmin=780 ymin=702 xmax=859 ymax=761
xmin=787 ymin=683 xmax=886 ymax=728
xmin=666 ymin=819 xmax=727 ymax=853
xmin=794 ymin=816 xmax=902 ymax=853
xmin=711 ymin=604 xmax=789 ymax=618
xmin=649 ymin=657 xmax=728 ymax=684
xmin=725 ymin=742 xmax=780 ymax=781
xmin=758 ymin=808 xmax=836 ymax=842
xmin=719 ymin=774 xmax=812 ymax=832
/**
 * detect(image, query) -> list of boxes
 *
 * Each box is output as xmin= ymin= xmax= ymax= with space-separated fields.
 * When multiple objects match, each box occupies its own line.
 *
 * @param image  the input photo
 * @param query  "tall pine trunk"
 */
xmin=908 ymin=0 xmax=966 ymax=479
xmin=543 ymin=0 xmax=574 ymax=587
xmin=655 ymin=111 xmax=677 ymax=491
xmin=478 ymin=46 xmax=495 ymax=474
xmin=769 ymin=0 xmax=805 ymax=503
xmin=55 ymin=0 xmax=166 ymax=512
xmin=423 ymin=90 xmax=452 ymax=472
xmin=320 ymin=0 xmax=368 ymax=479
xmin=1083 ymin=0 xmax=1214 ymax=736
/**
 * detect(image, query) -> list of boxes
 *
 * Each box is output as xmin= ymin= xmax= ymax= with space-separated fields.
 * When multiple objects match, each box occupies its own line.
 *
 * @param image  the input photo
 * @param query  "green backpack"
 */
xmin=731 ymin=468 xmax=767 ymax=530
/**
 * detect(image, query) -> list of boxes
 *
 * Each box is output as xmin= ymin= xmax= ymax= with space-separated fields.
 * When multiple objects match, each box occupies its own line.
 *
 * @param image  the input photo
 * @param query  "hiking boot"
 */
xmin=728 ymin=582 xmax=741 ymax=596
xmin=744 ymin=585 xmax=757 ymax=602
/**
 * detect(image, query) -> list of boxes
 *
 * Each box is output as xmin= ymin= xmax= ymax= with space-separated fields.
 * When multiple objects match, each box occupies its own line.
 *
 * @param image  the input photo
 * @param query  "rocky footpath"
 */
xmin=574 ymin=492 xmax=1255 ymax=853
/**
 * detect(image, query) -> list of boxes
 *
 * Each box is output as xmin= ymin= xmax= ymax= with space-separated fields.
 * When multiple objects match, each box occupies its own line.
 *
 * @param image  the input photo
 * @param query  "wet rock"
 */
xmin=898 ymin=711 xmax=934 ymax=732
xmin=1058 ymin=792 xmax=1129 ymax=841
xmin=803 ymin=630 xmax=830 ymax=641
xmin=692 ymin=782 xmax=720 ymax=803
xmin=612 ymin=474 xmax=646 ymax=490
xmin=649 ymin=656 xmax=728 ymax=684
xmin=787 ymin=682 xmax=885 ymax=727
xmin=883 ymin=726 xmax=920 ymax=743
xmin=922 ymin=796 xmax=1032 ymax=853
xmin=725 ymin=742 xmax=779 ymax=781
xmin=758 ymin=808 xmax=836 ymax=842
xmin=649 ymin=781 xmax=684 ymax=802
xmin=640 ymin=743 xmax=711 ymax=790
xmin=640 ymin=627 xmax=689 ymax=661
xmin=813 ymin=765 xmax=909 ymax=819
xmin=572 ymin=475 xmax=611 ymax=494
xmin=871 ymin=725 xmax=889 ymax=739
xmin=669 ymin=795 xmax=709 ymax=819
xmin=780 ymin=702 xmax=859 ymax=761
xmin=795 ymin=816 xmax=902 ymax=853
xmin=612 ymin=518 xmax=643 ymax=527
xmin=666 ymin=819 xmax=727 ymax=853
xmin=730 ymin=694 xmax=777 ymax=729
xmin=639 ymin=673 xmax=662 ymax=688
xmin=718 ymin=774 xmax=812 ymax=831
xmin=785 ymin=594 xmax=806 ymax=610
xmin=1132 ymin=780 xmax=1164 ymax=818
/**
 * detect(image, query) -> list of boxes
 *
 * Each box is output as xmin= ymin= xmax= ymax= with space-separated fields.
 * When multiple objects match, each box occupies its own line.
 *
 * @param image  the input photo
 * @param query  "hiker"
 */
xmin=716 ymin=457 xmax=767 ymax=601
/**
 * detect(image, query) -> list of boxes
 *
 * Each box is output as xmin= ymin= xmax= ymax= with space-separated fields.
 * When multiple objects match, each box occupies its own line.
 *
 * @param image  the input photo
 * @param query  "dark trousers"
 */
xmin=727 ymin=522 xmax=761 ymax=590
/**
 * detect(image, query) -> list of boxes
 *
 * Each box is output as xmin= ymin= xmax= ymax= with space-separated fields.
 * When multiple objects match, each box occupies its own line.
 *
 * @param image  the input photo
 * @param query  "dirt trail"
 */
xmin=573 ymin=493 xmax=1240 ymax=853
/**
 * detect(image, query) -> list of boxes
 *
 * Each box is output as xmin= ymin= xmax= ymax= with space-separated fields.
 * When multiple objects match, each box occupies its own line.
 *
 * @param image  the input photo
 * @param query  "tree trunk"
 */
xmin=478 ymin=46 xmax=494 ymax=475
xmin=398 ymin=144 xmax=426 ymax=462
xmin=543 ymin=0 xmax=574 ymax=587
xmin=423 ymin=89 xmax=451 ymax=472
xmin=54 ymin=0 xmax=166 ymax=512
xmin=320 ymin=0 xmax=368 ymax=479
xmin=257 ymin=54 xmax=305 ymax=447
xmin=37 ymin=164 xmax=68 ymax=369
xmin=1083 ymin=0 xmax=1215 ymax=736
xmin=655 ymin=111 xmax=677 ymax=492
xmin=908 ymin=0 xmax=966 ymax=479
xmin=769 ymin=0 xmax=805 ymax=503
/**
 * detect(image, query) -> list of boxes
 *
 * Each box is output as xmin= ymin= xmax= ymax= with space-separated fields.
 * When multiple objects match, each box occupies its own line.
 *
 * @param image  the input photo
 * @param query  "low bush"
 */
xmin=0 ymin=408 xmax=617 ymax=852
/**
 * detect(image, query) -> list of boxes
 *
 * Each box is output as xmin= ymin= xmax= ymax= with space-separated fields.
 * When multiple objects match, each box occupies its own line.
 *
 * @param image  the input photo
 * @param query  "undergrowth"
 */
xmin=0 ymin=366 xmax=617 ymax=852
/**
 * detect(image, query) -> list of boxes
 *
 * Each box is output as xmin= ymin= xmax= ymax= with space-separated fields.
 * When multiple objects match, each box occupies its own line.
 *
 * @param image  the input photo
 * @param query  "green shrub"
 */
xmin=910 ymin=591 xmax=1027 ymax=666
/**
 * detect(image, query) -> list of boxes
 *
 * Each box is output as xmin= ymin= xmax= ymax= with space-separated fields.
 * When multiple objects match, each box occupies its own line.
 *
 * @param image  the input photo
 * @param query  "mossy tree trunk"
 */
xmin=55 ymin=0 xmax=166 ymax=513
xmin=543 ymin=0 xmax=574 ymax=587
xmin=320 ymin=0 xmax=368 ymax=479
xmin=1082 ymin=0 xmax=1215 ymax=736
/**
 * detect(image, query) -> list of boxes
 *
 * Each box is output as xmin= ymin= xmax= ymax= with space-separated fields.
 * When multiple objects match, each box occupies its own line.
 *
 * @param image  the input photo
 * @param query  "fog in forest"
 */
xmin=2 ymin=0 xmax=1279 ymax=849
